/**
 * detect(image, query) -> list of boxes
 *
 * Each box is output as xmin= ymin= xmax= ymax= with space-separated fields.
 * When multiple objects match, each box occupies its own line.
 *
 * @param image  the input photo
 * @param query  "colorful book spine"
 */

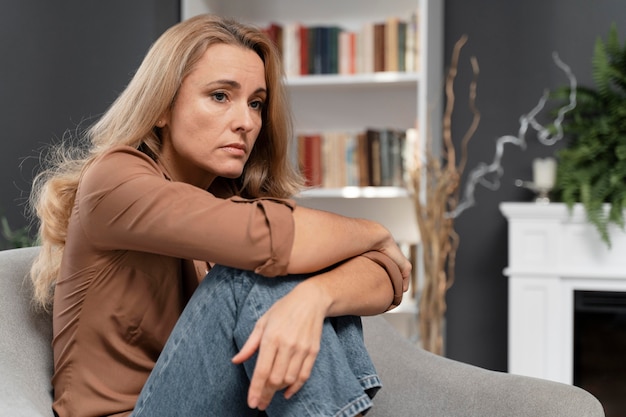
xmin=262 ymin=11 xmax=419 ymax=76
xmin=297 ymin=128 xmax=415 ymax=189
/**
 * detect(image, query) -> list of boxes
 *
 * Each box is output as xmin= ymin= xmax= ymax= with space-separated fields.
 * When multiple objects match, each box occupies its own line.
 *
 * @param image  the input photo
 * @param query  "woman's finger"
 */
xmin=283 ymin=348 xmax=317 ymax=400
xmin=247 ymin=336 xmax=278 ymax=410
xmin=232 ymin=323 xmax=263 ymax=364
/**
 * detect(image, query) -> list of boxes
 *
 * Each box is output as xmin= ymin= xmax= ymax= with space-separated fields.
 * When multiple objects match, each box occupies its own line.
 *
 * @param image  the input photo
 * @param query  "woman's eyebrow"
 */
xmin=207 ymin=79 xmax=241 ymax=89
xmin=206 ymin=79 xmax=267 ymax=95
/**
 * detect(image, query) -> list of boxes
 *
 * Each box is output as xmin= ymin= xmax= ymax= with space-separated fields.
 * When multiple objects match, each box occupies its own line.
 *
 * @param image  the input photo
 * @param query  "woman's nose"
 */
xmin=232 ymin=102 xmax=256 ymax=132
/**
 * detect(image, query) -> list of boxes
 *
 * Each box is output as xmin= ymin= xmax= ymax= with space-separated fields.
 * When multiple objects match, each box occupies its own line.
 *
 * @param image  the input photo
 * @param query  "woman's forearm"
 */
xmin=292 ymin=255 xmax=398 ymax=317
xmin=287 ymin=205 xmax=391 ymax=274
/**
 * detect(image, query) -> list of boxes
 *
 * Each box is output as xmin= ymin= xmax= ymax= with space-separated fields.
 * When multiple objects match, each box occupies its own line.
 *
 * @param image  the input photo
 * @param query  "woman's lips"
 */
xmin=222 ymin=143 xmax=247 ymax=156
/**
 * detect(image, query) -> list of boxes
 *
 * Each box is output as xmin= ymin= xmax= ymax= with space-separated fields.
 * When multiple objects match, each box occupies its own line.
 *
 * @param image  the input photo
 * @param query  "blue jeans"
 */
xmin=130 ymin=265 xmax=382 ymax=417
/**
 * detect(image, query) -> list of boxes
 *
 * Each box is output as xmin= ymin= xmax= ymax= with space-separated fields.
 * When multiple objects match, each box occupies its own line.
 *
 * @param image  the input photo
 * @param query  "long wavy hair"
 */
xmin=29 ymin=14 xmax=303 ymax=308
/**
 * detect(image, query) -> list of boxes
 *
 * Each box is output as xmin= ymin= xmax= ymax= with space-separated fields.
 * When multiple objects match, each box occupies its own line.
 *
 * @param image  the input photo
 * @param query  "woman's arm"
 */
xmin=289 ymin=205 xmax=411 ymax=279
xmin=298 ymin=252 xmax=406 ymax=316
xmin=233 ymin=253 xmax=407 ymax=410
xmin=81 ymin=147 xmax=409 ymax=278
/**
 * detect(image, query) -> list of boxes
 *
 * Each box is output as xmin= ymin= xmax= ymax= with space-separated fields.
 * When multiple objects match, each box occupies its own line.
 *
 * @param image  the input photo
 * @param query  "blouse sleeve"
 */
xmin=360 ymin=251 xmax=404 ymax=310
xmin=75 ymin=146 xmax=295 ymax=277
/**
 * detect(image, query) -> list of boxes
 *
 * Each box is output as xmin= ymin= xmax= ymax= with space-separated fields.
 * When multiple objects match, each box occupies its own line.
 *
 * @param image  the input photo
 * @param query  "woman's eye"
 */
xmin=211 ymin=92 xmax=228 ymax=102
xmin=250 ymin=100 xmax=264 ymax=111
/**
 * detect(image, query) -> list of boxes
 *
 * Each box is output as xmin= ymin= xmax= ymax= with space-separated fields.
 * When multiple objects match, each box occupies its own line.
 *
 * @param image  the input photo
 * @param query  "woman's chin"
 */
xmin=219 ymin=170 xmax=244 ymax=180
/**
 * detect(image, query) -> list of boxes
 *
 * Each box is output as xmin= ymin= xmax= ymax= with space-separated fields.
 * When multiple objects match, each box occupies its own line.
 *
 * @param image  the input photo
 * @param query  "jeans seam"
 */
xmin=333 ymin=393 xmax=374 ymax=417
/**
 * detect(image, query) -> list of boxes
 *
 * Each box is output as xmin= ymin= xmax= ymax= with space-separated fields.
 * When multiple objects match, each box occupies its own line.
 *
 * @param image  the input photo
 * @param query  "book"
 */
xmin=357 ymin=131 xmax=371 ymax=186
xmin=339 ymin=30 xmax=357 ymax=75
xmin=405 ymin=12 xmax=419 ymax=72
xmin=344 ymin=132 xmax=359 ymax=186
xmin=322 ymin=132 xmax=342 ymax=188
xmin=385 ymin=17 xmax=399 ymax=72
xmin=263 ymin=23 xmax=283 ymax=57
xmin=398 ymin=20 xmax=407 ymax=72
xmin=366 ymin=129 xmax=382 ymax=186
xmin=318 ymin=27 xmax=329 ymax=74
xmin=390 ymin=129 xmax=406 ymax=187
xmin=298 ymin=134 xmax=323 ymax=187
xmin=328 ymin=26 xmax=340 ymax=74
xmin=359 ymin=22 xmax=375 ymax=73
xmin=379 ymin=129 xmax=392 ymax=185
xmin=299 ymin=25 xmax=309 ymax=75
xmin=282 ymin=22 xmax=301 ymax=77
xmin=373 ymin=23 xmax=386 ymax=72
xmin=306 ymin=26 xmax=314 ymax=74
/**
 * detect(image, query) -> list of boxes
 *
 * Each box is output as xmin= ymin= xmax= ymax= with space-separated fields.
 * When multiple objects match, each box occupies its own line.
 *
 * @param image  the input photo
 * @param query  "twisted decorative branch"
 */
xmin=448 ymin=52 xmax=576 ymax=218
xmin=411 ymin=35 xmax=479 ymax=355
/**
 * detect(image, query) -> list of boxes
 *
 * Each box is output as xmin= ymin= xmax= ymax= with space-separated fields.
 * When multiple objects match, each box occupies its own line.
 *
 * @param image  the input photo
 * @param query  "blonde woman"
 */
xmin=30 ymin=14 xmax=410 ymax=417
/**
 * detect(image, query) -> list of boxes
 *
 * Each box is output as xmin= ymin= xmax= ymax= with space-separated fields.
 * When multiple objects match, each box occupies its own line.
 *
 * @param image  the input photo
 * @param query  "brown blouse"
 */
xmin=51 ymin=145 xmax=402 ymax=417
xmin=52 ymin=146 xmax=296 ymax=417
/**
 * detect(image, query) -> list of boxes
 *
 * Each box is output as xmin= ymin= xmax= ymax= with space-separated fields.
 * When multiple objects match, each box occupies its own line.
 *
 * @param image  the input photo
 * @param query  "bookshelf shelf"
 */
xmin=286 ymin=72 xmax=420 ymax=88
xmin=299 ymin=186 xmax=411 ymax=199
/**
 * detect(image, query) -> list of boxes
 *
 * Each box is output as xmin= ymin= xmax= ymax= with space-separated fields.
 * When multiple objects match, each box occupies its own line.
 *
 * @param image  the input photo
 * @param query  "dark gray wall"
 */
xmin=0 ymin=0 xmax=179 ymax=243
xmin=444 ymin=0 xmax=626 ymax=370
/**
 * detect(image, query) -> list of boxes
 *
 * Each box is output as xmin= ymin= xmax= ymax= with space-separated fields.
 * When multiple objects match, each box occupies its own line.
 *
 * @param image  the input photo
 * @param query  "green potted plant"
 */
xmin=553 ymin=24 xmax=626 ymax=247
xmin=1 ymin=215 xmax=36 ymax=249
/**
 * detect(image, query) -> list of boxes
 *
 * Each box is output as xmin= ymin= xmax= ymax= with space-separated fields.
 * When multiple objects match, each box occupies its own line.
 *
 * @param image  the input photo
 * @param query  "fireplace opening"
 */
xmin=574 ymin=290 xmax=626 ymax=417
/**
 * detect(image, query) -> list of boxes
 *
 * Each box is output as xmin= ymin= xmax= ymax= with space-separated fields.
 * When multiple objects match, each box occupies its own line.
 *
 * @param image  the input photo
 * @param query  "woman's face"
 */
xmin=159 ymin=43 xmax=266 ymax=189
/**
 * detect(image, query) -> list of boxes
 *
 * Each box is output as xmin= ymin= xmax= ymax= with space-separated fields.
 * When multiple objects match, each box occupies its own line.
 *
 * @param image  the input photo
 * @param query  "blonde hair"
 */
xmin=29 ymin=14 xmax=303 ymax=308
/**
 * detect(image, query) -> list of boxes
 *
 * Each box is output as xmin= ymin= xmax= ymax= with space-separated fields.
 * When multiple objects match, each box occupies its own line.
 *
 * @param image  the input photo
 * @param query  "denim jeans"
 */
xmin=130 ymin=265 xmax=382 ymax=417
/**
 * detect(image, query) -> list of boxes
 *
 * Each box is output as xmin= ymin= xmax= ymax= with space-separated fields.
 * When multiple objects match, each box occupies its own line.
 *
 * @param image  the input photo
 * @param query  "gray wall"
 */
xmin=444 ymin=0 xmax=626 ymax=371
xmin=0 ymin=0 xmax=178 ymax=244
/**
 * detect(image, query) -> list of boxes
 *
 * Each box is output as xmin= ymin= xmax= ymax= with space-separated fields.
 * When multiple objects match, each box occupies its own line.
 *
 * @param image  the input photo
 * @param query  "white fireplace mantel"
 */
xmin=500 ymin=202 xmax=626 ymax=384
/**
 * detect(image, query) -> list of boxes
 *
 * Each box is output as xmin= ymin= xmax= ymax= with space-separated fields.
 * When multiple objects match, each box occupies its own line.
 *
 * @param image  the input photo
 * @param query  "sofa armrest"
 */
xmin=362 ymin=315 xmax=604 ymax=417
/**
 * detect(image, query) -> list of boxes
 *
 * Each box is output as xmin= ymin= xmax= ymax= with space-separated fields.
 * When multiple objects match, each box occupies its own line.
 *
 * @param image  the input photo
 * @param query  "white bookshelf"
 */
xmin=181 ymin=0 xmax=443 ymax=245
xmin=181 ymin=1 xmax=443 ymax=319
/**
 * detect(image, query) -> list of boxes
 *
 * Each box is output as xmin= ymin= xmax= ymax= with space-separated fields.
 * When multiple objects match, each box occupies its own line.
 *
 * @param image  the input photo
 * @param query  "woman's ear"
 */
xmin=155 ymin=110 xmax=170 ymax=128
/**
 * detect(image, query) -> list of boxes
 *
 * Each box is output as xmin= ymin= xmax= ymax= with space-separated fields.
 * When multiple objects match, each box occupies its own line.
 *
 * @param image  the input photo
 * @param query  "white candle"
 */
xmin=532 ymin=157 xmax=556 ymax=190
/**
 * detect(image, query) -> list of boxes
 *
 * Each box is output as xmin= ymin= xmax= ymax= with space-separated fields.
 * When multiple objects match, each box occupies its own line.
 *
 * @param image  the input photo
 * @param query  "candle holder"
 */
xmin=515 ymin=157 xmax=557 ymax=204
xmin=515 ymin=179 xmax=552 ymax=204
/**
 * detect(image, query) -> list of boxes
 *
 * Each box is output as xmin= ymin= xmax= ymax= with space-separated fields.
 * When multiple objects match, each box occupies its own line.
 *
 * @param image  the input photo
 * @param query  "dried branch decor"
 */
xmin=410 ymin=35 xmax=480 ymax=355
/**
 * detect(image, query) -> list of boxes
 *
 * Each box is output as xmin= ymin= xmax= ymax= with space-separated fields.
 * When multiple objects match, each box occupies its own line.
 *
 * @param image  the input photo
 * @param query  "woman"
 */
xmin=29 ymin=14 xmax=411 ymax=417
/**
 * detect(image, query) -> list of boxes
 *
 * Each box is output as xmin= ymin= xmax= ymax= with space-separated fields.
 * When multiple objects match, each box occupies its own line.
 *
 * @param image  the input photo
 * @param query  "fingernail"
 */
xmin=248 ymin=397 xmax=258 ymax=409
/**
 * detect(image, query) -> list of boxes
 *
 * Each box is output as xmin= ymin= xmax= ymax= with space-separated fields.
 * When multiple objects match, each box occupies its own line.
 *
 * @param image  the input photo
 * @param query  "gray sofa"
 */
xmin=0 ymin=246 xmax=605 ymax=417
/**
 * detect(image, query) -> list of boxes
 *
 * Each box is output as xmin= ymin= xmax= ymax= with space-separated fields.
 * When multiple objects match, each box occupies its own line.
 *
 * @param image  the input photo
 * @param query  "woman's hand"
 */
xmin=231 ymin=246 xmax=409 ymax=410
xmin=231 ymin=282 xmax=330 ymax=411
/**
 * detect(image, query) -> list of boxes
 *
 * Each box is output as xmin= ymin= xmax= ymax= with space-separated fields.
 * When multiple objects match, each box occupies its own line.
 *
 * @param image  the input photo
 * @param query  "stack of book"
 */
xmin=297 ymin=128 xmax=418 ymax=189
xmin=262 ymin=13 xmax=419 ymax=76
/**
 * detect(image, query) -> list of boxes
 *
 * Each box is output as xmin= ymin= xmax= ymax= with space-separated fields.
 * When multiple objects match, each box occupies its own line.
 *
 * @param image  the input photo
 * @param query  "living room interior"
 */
xmin=1 ymin=0 xmax=624 ymax=415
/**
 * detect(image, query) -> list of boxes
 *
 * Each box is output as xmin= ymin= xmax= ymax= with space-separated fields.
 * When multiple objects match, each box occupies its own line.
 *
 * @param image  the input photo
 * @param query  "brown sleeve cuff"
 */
xmin=360 ymin=251 xmax=404 ymax=310
xmin=230 ymin=196 xmax=296 ymax=277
